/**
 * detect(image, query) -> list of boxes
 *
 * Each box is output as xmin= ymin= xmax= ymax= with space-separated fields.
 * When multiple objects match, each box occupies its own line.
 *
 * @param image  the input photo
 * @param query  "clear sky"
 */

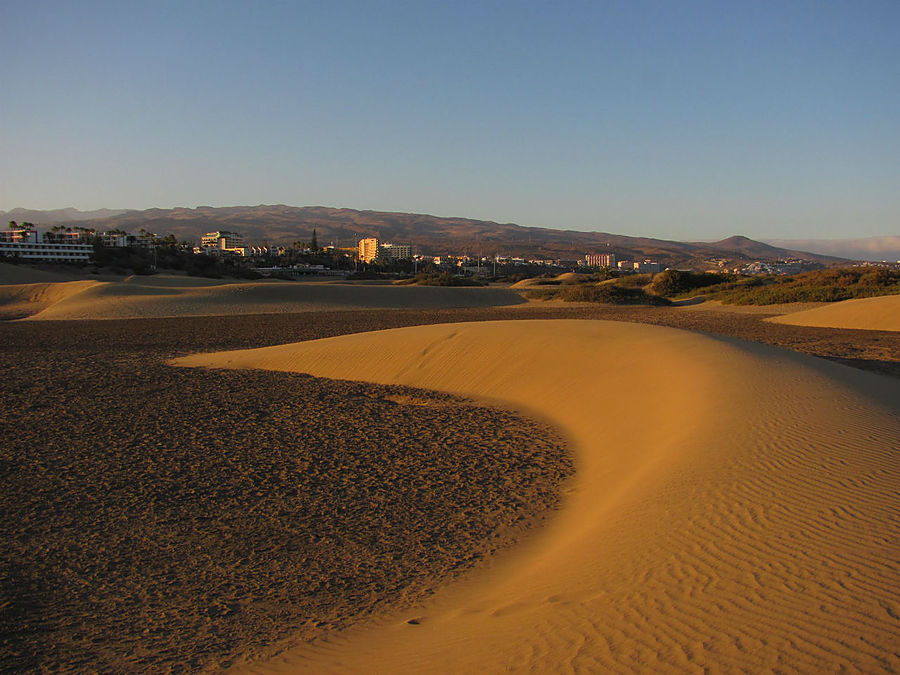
xmin=1 ymin=0 xmax=897 ymax=240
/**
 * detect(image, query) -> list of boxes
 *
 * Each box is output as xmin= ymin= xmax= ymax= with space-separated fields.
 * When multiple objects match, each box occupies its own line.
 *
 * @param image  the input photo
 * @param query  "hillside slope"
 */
xmin=19 ymin=205 xmax=845 ymax=268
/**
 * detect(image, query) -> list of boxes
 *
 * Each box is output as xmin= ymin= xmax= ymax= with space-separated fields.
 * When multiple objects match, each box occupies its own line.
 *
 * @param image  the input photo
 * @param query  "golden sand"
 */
xmin=0 ymin=275 xmax=525 ymax=320
xmin=768 ymin=294 xmax=900 ymax=332
xmin=0 ymin=280 xmax=103 ymax=319
xmin=174 ymin=320 xmax=900 ymax=672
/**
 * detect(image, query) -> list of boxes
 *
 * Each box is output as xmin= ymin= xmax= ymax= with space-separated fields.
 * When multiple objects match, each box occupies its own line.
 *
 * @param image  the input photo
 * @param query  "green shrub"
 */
xmin=398 ymin=272 xmax=485 ymax=287
xmin=614 ymin=273 xmax=653 ymax=289
xmin=525 ymin=283 xmax=670 ymax=306
xmin=714 ymin=268 xmax=900 ymax=304
xmin=650 ymin=270 xmax=734 ymax=297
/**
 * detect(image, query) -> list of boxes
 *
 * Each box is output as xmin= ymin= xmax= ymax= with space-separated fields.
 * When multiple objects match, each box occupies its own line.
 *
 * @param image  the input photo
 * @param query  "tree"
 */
xmin=8 ymin=221 xmax=17 ymax=229
xmin=310 ymin=228 xmax=318 ymax=253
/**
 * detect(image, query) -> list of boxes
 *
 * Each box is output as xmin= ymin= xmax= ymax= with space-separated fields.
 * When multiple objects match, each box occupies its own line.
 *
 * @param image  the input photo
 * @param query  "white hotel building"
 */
xmin=0 ymin=229 xmax=93 ymax=262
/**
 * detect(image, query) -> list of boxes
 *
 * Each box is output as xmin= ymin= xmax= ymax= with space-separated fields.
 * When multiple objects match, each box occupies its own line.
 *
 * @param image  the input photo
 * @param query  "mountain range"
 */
xmin=2 ymin=205 xmax=856 ymax=269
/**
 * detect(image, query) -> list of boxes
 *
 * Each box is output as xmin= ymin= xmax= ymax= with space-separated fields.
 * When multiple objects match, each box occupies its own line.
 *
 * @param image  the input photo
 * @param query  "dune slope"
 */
xmin=174 ymin=320 xmax=900 ymax=673
xmin=767 ymin=294 xmax=900 ymax=332
xmin=0 ymin=280 xmax=102 ymax=319
xmin=22 ymin=277 xmax=525 ymax=320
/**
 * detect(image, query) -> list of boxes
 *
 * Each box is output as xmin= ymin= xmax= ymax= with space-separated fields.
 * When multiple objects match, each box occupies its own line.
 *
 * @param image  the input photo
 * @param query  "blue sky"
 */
xmin=1 ymin=0 xmax=897 ymax=240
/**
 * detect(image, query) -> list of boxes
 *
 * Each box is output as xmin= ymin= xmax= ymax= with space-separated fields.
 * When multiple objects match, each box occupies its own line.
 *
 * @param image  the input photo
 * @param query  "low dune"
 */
xmin=0 ymin=262 xmax=96 ymax=284
xmin=510 ymin=271 xmax=580 ymax=289
xmin=7 ymin=275 xmax=525 ymax=320
xmin=0 ymin=280 xmax=103 ymax=320
xmin=676 ymin=298 xmax=829 ymax=314
xmin=174 ymin=320 xmax=900 ymax=673
xmin=767 ymin=294 xmax=900 ymax=332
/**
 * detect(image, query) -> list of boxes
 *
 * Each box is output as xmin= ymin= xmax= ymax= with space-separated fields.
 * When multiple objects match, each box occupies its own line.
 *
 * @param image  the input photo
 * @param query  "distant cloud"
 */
xmin=765 ymin=237 xmax=900 ymax=263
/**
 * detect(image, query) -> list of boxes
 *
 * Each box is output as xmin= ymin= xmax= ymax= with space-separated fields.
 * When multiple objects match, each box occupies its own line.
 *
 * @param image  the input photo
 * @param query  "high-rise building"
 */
xmin=380 ymin=243 xmax=412 ymax=260
xmin=202 ymin=231 xmax=245 ymax=255
xmin=358 ymin=237 xmax=380 ymax=263
xmin=584 ymin=253 xmax=616 ymax=268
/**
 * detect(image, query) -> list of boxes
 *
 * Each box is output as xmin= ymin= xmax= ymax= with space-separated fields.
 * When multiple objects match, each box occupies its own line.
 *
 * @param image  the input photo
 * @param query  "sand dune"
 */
xmin=768 ymin=294 xmax=900 ymax=332
xmin=174 ymin=320 xmax=900 ymax=673
xmin=9 ymin=275 xmax=525 ymax=320
xmin=0 ymin=280 xmax=103 ymax=319
xmin=510 ymin=271 xmax=580 ymax=288
xmin=677 ymin=298 xmax=829 ymax=314
xmin=0 ymin=262 xmax=95 ymax=284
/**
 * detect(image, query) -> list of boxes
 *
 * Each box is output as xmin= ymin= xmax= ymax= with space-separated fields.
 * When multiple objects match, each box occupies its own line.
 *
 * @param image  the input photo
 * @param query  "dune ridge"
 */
xmin=174 ymin=320 xmax=900 ymax=673
xmin=12 ymin=276 xmax=524 ymax=320
xmin=767 ymin=294 xmax=900 ymax=332
xmin=0 ymin=280 xmax=103 ymax=319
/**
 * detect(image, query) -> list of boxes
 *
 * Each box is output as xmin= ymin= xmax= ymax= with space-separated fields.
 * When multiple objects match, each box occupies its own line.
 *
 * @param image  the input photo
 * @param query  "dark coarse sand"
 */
xmin=1 ymin=305 xmax=898 ymax=672
xmin=0 ymin=311 xmax=576 ymax=672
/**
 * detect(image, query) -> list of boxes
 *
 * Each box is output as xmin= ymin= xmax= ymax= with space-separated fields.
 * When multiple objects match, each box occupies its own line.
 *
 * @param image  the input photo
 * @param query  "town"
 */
xmin=4 ymin=222 xmax=894 ymax=281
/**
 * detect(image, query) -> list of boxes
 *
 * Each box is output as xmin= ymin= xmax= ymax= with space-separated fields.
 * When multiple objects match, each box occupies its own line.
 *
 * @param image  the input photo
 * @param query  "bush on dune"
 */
xmin=395 ymin=272 xmax=486 ymax=287
xmin=525 ymin=283 xmax=670 ymax=306
xmin=650 ymin=270 xmax=735 ymax=297
xmin=678 ymin=267 xmax=900 ymax=305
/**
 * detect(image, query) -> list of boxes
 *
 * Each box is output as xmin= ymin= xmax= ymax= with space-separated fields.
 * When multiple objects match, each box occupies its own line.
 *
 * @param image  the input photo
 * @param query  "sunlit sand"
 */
xmin=175 ymin=320 xmax=900 ymax=672
xmin=768 ymin=294 xmax=900 ymax=332
xmin=0 ymin=274 xmax=525 ymax=320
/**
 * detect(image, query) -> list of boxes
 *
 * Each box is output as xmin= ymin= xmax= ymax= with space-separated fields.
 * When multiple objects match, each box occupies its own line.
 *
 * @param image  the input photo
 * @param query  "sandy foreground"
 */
xmin=768 ymin=294 xmax=900 ymax=332
xmin=0 ymin=274 xmax=525 ymax=320
xmin=0 ymin=311 xmax=574 ymax=672
xmin=175 ymin=320 xmax=900 ymax=673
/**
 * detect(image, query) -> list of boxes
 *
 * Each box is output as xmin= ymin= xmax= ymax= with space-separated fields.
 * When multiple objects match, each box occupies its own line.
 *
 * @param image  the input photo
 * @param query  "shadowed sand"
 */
xmin=767 ymin=294 xmax=900 ymax=332
xmin=174 ymin=320 xmax=900 ymax=673
xmin=4 ymin=275 xmax=525 ymax=320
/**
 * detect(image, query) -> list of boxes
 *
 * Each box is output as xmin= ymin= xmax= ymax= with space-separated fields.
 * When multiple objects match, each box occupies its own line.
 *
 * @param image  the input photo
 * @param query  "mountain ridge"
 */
xmin=3 ymin=205 xmax=847 ymax=268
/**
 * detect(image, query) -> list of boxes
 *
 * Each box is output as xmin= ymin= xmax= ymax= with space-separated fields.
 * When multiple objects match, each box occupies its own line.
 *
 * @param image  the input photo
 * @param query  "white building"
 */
xmin=634 ymin=260 xmax=661 ymax=274
xmin=379 ymin=242 xmax=412 ymax=260
xmin=585 ymin=253 xmax=616 ymax=268
xmin=202 ymin=231 xmax=246 ymax=255
xmin=0 ymin=230 xmax=92 ymax=262
xmin=0 ymin=228 xmax=39 ymax=244
xmin=357 ymin=238 xmax=413 ymax=262
xmin=358 ymin=237 xmax=380 ymax=263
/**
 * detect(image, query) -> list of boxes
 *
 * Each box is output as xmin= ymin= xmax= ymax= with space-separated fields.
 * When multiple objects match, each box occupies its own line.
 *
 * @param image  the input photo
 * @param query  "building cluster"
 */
xmin=0 ymin=227 xmax=93 ymax=262
xmin=357 ymin=238 xmax=413 ymax=263
xmin=200 ymin=230 xmax=246 ymax=255
xmin=584 ymin=253 xmax=616 ymax=267
xmin=581 ymin=253 xmax=661 ymax=274
xmin=736 ymin=259 xmax=820 ymax=275
xmin=12 ymin=225 xmax=852 ymax=279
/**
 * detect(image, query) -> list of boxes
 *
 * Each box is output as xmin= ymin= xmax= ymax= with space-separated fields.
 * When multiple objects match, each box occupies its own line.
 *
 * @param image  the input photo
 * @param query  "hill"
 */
xmin=1 ymin=207 xmax=130 ymax=224
xmin=14 ymin=205 xmax=845 ymax=269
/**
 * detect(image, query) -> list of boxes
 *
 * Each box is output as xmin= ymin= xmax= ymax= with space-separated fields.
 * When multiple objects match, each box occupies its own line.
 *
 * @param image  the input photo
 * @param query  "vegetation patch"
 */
xmin=394 ymin=273 xmax=486 ymax=287
xmin=526 ymin=283 xmax=670 ymax=306
xmin=650 ymin=270 xmax=735 ymax=297
xmin=665 ymin=267 xmax=900 ymax=305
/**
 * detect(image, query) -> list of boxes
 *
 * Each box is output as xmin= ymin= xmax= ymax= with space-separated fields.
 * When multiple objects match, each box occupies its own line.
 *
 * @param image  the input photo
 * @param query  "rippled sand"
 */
xmin=177 ymin=320 xmax=900 ymax=673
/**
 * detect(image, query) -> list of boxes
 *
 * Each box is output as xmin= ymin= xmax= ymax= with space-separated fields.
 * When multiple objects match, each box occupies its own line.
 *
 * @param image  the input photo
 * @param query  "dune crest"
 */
xmin=767 ymin=294 xmax=900 ymax=331
xmin=14 ymin=276 xmax=524 ymax=320
xmin=174 ymin=320 xmax=900 ymax=672
xmin=0 ymin=280 xmax=103 ymax=319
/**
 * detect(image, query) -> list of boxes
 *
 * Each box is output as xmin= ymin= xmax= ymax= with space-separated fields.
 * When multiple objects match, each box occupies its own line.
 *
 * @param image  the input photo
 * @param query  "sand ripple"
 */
xmin=176 ymin=319 xmax=900 ymax=672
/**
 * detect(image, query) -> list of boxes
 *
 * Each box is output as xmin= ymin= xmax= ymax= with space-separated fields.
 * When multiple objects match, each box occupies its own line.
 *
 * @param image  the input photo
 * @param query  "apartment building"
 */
xmin=358 ymin=237 xmax=380 ymax=263
xmin=584 ymin=253 xmax=617 ymax=267
xmin=202 ymin=231 xmax=246 ymax=255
